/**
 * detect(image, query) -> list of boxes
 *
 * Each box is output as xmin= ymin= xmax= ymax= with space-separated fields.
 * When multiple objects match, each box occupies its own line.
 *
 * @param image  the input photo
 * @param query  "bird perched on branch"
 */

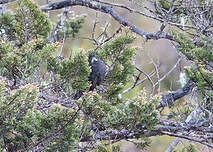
xmin=88 ymin=53 xmax=107 ymax=91
xmin=73 ymin=53 xmax=107 ymax=99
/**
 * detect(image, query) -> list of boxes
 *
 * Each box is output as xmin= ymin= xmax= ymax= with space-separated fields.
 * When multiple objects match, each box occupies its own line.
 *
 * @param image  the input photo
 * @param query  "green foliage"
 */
xmin=36 ymin=43 xmax=56 ymax=60
xmin=0 ymin=39 xmax=56 ymax=80
xmin=58 ymin=53 xmax=90 ymax=90
xmin=174 ymin=32 xmax=213 ymax=63
xmin=98 ymin=144 xmax=108 ymax=152
xmin=185 ymin=65 xmax=213 ymax=90
xmin=135 ymin=137 xmax=151 ymax=150
xmin=0 ymin=13 xmax=16 ymax=41
xmin=106 ymin=99 xmax=157 ymax=131
xmin=47 ymin=36 xmax=135 ymax=101
xmin=0 ymin=41 xmax=21 ymax=78
xmin=77 ymin=91 xmax=157 ymax=150
xmin=158 ymin=0 xmax=170 ymax=10
xmin=99 ymin=36 xmax=135 ymax=84
xmin=174 ymin=31 xmax=213 ymax=125
xmin=47 ymin=57 xmax=61 ymax=73
xmin=157 ymin=0 xmax=185 ymax=16
xmin=0 ymin=0 xmax=53 ymax=80
xmin=14 ymin=0 xmax=51 ymax=46
xmin=0 ymin=80 xmax=38 ymax=151
xmin=57 ymin=15 xmax=85 ymax=40
xmin=47 ymin=52 xmax=90 ymax=95
xmin=174 ymin=144 xmax=197 ymax=152
xmin=80 ymin=92 xmax=158 ymax=132
xmin=105 ymin=84 xmax=124 ymax=105
xmin=112 ymin=144 xmax=120 ymax=152
xmin=0 ymin=1 xmax=83 ymax=150
xmin=174 ymin=32 xmax=213 ymax=91
xmin=19 ymin=106 xmax=80 ymax=151
xmin=94 ymin=36 xmax=135 ymax=102
xmin=0 ymin=80 xmax=80 ymax=151
xmin=173 ymin=32 xmax=195 ymax=60
xmin=0 ymin=0 xmax=53 ymax=46
xmin=0 ymin=0 xmax=157 ymax=151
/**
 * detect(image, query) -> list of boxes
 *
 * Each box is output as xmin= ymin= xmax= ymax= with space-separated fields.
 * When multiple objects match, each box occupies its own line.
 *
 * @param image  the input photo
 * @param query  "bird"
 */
xmin=73 ymin=53 xmax=107 ymax=99
xmin=88 ymin=53 xmax=107 ymax=91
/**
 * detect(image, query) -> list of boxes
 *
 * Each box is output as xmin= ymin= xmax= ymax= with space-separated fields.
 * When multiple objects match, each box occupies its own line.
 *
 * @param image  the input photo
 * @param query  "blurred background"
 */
xmin=6 ymin=0 xmax=190 ymax=151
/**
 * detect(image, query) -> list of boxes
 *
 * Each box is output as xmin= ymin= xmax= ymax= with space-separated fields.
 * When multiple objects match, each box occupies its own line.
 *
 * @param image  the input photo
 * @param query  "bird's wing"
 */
xmin=88 ymin=59 xmax=107 ymax=91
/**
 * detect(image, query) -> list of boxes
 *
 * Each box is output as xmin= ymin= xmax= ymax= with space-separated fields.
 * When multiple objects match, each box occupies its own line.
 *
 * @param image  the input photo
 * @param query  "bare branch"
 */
xmin=120 ymin=69 xmax=156 ymax=96
xmin=0 ymin=3 xmax=7 ymax=16
xmin=135 ymin=66 xmax=155 ymax=98
xmin=162 ymin=131 xmax=213 ymax=149
xmin=165 ymin=107 xmax=202 ymax=152
xmin=0 ymin=0 xmax=15 ymax=4
xmin=155 ymin=56 xmax=182 ymax=85
xmin=40 ymin=0 xmax=173 ymax=41
xmin=79 ymin=119 xmax=213 ymax=149
xmin=165 ymin=138 xmax=180 ymax=152
xmin=49 ymin=7 xmax=71 ymax=43
xmin=46 ymin=0 xmax=51 ymax=18
xmin=157 ymin=80 xmax=195 ymax=109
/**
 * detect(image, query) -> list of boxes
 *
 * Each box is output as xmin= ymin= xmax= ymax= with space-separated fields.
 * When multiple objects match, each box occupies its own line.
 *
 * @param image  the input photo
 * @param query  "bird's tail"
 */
xmin=73 ymin=90 xmax=84 ymax=100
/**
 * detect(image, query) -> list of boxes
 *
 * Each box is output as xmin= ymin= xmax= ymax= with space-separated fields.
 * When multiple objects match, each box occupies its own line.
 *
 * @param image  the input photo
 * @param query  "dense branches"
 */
xmin=0 ymin=0 xmax=212 ymax=151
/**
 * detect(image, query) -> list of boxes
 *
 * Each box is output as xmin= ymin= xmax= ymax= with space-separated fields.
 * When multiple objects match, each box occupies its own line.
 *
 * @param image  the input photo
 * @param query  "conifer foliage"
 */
xmin=0 ymin=0 xmax=212 ymax=151
xmin=0 ymin=0 xmax=157 ymax=151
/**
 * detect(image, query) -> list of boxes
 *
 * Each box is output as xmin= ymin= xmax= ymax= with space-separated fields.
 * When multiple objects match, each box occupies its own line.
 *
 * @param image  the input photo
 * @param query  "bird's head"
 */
xmin=88 ymin=53 xmax=98 ymax=65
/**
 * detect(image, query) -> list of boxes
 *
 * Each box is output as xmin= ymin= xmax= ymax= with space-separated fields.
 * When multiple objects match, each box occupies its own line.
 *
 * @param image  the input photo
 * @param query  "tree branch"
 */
xmin=79 ymin=122 xmax=213 ymax=148
xmin=165 ymin=107 xmax=202 ymax=152
xmin=40 ymin=0 xmax=173 ymax=41
xmin=157 ymin=80 xmax=195 ymax=109
xmin=49 ymin=7 xmax=71 ymax=43
xmin=1 ymin=0 xmax=173 ymax=40
xmin=0 ymin=3 xmax=7 ymax=15
xmin=0 ymin=0 xmax=15 ymax=4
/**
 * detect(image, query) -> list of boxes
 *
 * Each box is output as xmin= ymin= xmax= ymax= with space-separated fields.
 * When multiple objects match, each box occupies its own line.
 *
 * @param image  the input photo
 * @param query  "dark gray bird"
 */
xmin=73 ymin=54 xmax=107 ymax=99
xmin=88 ymin=53 xmax=107 ymax=91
